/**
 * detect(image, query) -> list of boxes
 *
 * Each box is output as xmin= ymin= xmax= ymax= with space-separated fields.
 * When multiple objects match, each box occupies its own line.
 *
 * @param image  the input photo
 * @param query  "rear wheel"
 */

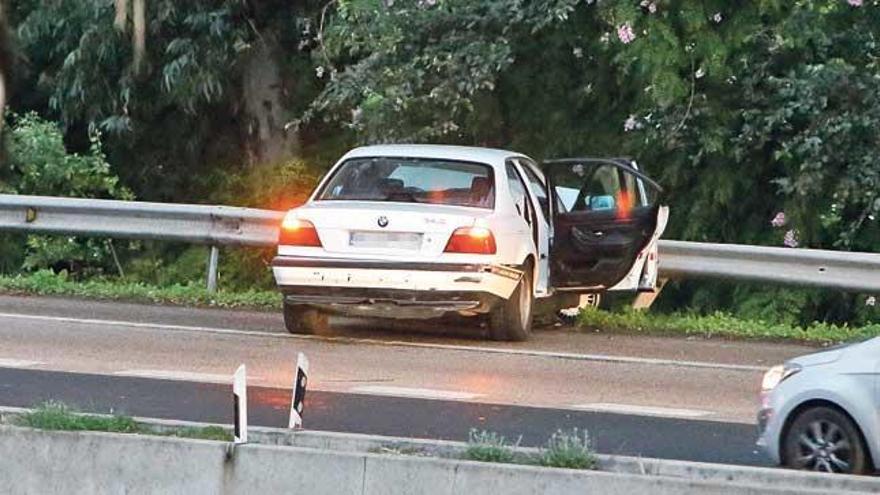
xmin=489 ymin=265 xmax=534 ymax=341
xmin=782 ymin=406 xmax=870 ymax=475
xmin=283 ymin=303 xmax=329 ymax=335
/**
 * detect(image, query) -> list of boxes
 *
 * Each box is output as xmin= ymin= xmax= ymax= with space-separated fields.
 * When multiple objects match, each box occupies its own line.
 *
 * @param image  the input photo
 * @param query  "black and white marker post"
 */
xmin=288 ymin=352 xmax=309 ymax=429
xmin=233 ymin=364 xmax=248 ymax=444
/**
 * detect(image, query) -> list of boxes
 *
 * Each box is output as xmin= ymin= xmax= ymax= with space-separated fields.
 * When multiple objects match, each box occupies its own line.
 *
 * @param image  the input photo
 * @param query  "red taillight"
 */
xmin=444 ymin=227 xmax=496 ymax=254
xmin=278 ymin=215 xmax=322 ymax=247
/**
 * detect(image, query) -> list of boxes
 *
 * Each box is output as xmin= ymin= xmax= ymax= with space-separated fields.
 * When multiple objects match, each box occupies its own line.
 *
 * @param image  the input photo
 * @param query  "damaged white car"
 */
xmin=272 ymin=145 xmax=667 ymax=341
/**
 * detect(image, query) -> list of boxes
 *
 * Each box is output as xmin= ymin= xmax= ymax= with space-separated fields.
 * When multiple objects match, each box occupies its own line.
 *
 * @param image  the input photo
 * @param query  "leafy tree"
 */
xmin=309 ymin=0 xmax=878 ymax=324
xmin=12 ymin=0 xmax=325 ymax=200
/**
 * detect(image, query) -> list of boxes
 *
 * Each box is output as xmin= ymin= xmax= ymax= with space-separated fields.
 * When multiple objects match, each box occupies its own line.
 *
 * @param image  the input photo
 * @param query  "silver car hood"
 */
xmin=791 ymin=347 xmax=846 ymax=367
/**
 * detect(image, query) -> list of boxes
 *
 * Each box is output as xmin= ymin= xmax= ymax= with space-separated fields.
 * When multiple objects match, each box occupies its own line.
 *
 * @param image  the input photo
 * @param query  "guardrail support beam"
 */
xmin=206 ymin=246 xmax=219 ymax=293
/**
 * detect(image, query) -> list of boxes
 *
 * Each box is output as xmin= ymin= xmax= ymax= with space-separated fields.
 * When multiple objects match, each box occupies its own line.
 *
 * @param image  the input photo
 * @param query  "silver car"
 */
xmin=757 ymin=337 xmax=879 ymax=474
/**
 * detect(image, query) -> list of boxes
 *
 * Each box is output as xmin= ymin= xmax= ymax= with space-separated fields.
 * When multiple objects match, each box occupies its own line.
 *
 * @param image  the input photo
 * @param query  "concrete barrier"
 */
xmin=0 ymin=423 xmax=875 ymax=495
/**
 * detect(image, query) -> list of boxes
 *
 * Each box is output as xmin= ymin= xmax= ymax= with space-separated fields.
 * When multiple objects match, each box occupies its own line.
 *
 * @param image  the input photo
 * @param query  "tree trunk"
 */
xmin=0 ymin=1 xmax=8 ymax=133
xmin=132 ymin=0 xmax=146 ymax=73
xmin=241 ymin=39 xmax=299 ymax=166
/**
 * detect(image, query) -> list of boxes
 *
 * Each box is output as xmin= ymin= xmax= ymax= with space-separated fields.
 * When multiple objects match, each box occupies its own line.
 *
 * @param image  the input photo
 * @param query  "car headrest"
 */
xmin=377 ymin=178 xmax=404 ymax=192
xmin=470 ymin=177 xmax=492 ymax=206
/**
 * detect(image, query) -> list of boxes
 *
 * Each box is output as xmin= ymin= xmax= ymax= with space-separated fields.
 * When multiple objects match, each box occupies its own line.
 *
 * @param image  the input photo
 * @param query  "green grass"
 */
xmin=15 ymin=402 xmax=233 ymax=442
xmin=578 ymin=307 xmax=880 ymax=344
xmin=161 ymin=426 xmax=233 ymax=442
xmin=0 ymin=270 xmax=280 ymax=310
xmin=17 ymin=402 xmax=143 ymax=433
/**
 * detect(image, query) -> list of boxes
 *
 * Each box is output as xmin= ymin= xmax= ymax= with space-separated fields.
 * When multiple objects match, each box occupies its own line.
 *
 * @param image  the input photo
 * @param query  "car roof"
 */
xmin=341 ymin=144 xmax=526 ymax=166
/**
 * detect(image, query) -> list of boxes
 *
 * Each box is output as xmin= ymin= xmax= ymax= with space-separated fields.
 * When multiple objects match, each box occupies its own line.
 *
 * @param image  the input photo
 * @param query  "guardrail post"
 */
xmin=207 ymin=246 xmax=220 ymax=293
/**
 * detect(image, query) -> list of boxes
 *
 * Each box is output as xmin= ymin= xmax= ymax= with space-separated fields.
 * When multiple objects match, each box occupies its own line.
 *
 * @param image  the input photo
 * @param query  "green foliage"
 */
xmin=4 ymin=112 xmax=130 ymax=198
xmin=539 ymin=428 xmax=598 ymax=470
xmin=162 ymin=426 xmax=233 ymax=442
xmin=577 ymin=306 xmax=880 ymax=344
xmin=16 ymin=402 xmax=233 ymax=441
xmin=0 ymin=269 xmax=280 ymax=309
xmin=2 ymin=112 xmax=132 ymax=274
xmin=464 ymin=429 xmax=519 ymax=463
xmin=18 ymin=402 xmax=142 ymax=433
xmin=125 ymin=244 xmax=276 ymax=292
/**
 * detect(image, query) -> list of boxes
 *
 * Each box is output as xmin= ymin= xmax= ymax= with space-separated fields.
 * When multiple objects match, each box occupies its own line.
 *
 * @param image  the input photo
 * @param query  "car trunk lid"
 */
xmin=297 ymin=201 xmax=492 ymax=257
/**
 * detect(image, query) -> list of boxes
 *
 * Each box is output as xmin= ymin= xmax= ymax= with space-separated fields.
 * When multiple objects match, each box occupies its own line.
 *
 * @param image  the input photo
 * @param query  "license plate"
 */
xmin=349 ymin=231 xmax=423 ymax=250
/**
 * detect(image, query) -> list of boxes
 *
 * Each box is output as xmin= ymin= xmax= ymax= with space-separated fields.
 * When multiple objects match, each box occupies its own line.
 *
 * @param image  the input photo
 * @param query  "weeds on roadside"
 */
xmin=17 ymin=401 xmax=143 ymax=433
xmin=162 ymin=426 xmax=233 ymax=442
xmin=538 ymin=428 xmax=597 ymax=470
xmin=577 ymin=306 xmax=880 ymax=344
xmin=0 ymin=270 xmax=280 ymax=310
xmin=464 ymin=429 xmax=520 ymax=463
xmin=15 ymin=402 xmax=232 ymax=441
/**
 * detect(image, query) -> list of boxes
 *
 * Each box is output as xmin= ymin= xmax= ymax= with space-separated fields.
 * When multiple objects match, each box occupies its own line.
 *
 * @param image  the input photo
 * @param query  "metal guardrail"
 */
xmin=0 ymin=194 xmax=283 ymax=292
xmin=2 ymin=194 xmax=879 ymax=294
xmin=659 ymin=240 xmax=880 ymax=293
xmin=0 ymin=194 xmax=283 ymax=246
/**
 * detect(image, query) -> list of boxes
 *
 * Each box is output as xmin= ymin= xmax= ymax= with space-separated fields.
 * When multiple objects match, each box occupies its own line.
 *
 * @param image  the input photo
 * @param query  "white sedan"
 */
xmin=272 ymin=145 xmax=668 ymax=341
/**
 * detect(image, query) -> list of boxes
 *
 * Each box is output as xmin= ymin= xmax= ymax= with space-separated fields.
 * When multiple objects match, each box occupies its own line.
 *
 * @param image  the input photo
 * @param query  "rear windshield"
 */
xmin=316 ymin=157 xmax=495 ymax=209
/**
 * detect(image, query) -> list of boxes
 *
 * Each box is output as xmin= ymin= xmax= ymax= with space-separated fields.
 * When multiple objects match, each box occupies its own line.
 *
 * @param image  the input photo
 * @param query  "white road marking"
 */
xmin=0 ymin=312 xmax=766 ymax=372
xmin=349 ymin=385 xmax=481 ymax=401
xmin=114 ymin=369 xmax=257 ymax=384
xmin=0 ymin=358 xmax=43 ymax=368
xmin=571 ymin=403 xmax=713 ymax=419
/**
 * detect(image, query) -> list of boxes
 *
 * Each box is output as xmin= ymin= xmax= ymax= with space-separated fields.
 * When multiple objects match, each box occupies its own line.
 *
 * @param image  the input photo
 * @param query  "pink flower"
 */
xmin=783 ymin=229 xmax=799 ymax=248
xmin=617 ymin=23 xmax=636 ymax=44
xmin=623 ymin=115 xmax=640 ymax=132
xmin=770 ymin=212 xmax=786 ymax=228
xmin=848 ymin=0 xmax=863 ymax=6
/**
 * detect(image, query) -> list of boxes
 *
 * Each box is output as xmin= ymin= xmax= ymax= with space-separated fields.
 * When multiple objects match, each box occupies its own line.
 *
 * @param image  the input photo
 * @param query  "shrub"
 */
xmin=3 ymin=113 xmax=133 ymax=275
xmin=463 ymin=429 xmax=519 ymax=463
xmin=538 ymin=428 xmax=598 ymax=470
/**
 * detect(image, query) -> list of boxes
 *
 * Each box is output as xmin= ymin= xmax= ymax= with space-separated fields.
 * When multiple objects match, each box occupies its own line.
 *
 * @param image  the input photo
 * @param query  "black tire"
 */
xmin=488 ymin=265 xmax=534 ymax=341
xmin=283 ymin=303 xmax=329 ymax=335
xmin=782 ymin=406 xmax=871 ymax=475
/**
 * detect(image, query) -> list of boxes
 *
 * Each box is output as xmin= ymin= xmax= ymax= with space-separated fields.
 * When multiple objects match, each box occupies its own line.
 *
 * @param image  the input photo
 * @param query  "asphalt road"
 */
xmin=0 ymin=367 xmax=764 ymax=466
xmin=0 ymin=294 xmax=820 ymax=467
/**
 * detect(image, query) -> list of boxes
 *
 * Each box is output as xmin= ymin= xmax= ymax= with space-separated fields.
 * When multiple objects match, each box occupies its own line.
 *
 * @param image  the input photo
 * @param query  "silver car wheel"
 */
xmin=794 ymin=420 xmax=853 ymax=473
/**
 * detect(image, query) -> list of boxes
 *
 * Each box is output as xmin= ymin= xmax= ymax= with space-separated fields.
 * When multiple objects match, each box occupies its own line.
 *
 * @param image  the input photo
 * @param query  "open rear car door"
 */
xmin=543 ymin=158 xmax=665 ymax=291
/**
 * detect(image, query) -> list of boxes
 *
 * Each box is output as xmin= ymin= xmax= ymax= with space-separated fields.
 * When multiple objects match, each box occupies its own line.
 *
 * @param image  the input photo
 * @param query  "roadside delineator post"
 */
xmin=288 ymin=352 xmax=309 ymax=429
xmin=233 ymin=364 xmax=248 ymax=444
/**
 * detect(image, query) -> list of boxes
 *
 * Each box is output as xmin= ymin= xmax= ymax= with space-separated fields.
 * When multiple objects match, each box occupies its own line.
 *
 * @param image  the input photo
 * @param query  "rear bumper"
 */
xmin=271 ymin=256 xmax=522 ymax=316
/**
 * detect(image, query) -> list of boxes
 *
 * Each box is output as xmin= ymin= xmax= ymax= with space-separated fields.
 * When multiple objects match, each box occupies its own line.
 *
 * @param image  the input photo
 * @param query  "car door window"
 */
xmin=506 ymin=162 xmax=531 ymax=224
xmin=520 ymin=162 xmax=550 ymax=224
xmin=555 ymin=163 xmax=623 ymax=213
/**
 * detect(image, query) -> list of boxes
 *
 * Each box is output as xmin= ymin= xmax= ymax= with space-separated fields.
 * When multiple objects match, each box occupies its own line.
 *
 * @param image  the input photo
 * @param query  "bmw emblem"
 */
xmin=377 ymin=216 xmax=389 ymax=228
